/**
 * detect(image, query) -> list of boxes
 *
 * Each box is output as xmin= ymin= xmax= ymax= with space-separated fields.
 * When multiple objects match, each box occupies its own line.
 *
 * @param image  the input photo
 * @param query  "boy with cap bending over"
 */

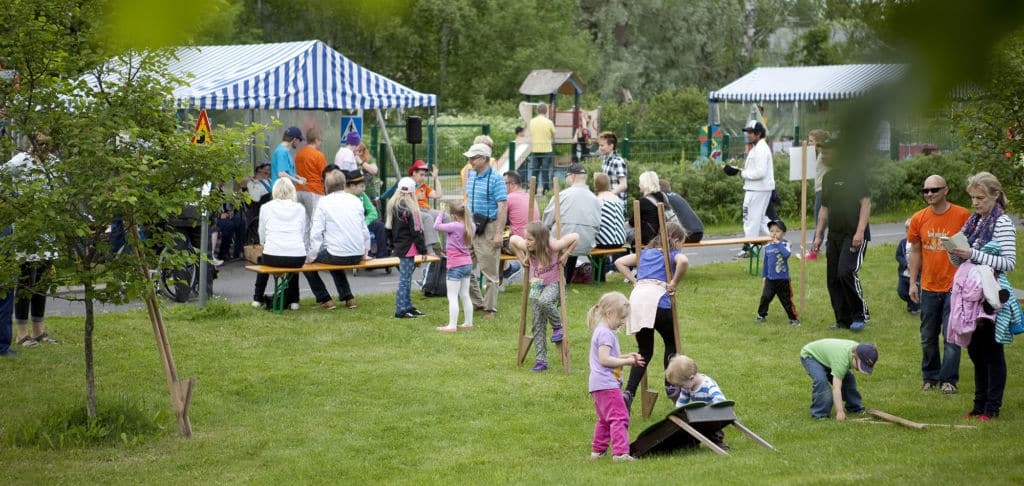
xmin=799 ymin=339 xmax=878 ymax=420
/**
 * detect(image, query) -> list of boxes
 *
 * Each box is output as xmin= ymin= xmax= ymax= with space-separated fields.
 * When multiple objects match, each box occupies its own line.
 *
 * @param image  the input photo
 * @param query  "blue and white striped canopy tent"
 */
xmin=708 ymin=64 xmax=907 ymax=103
xmin=85 ymin=40 xmax=436 ymax=110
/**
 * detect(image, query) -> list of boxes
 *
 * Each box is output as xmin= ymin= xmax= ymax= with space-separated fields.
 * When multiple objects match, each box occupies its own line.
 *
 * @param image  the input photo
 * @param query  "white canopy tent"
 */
xmin=84 ymin=40 xmax=438 ymax=175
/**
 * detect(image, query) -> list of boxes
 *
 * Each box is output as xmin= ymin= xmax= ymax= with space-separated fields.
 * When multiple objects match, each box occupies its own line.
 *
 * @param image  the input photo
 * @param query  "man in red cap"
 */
xmin=409 ymin=159 xmax=443 ymax=253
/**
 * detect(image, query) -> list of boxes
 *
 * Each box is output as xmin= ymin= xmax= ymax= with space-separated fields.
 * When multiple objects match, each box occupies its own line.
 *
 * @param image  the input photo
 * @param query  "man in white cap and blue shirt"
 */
xmin=465 ymin=142 xmax=508 ymax=319
xmin=727 ymin=120 xmax=775 ymax=258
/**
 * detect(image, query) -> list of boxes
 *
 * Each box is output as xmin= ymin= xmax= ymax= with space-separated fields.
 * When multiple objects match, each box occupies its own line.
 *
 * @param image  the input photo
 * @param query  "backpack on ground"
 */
xmin=422 ymin=258 xmax=448 ymax=297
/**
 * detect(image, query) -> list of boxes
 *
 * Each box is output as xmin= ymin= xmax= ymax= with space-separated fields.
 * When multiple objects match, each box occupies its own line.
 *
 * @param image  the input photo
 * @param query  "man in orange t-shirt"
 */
xmin=295 ymin=127 xmax=328 ymax=225
xmin=907 ymin=174 xmax=971 ymax=394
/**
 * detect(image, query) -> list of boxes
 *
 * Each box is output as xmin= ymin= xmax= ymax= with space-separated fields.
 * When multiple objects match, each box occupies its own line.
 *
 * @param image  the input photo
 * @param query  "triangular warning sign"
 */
xmin=191 ymin=109 xmax=213 ymax=144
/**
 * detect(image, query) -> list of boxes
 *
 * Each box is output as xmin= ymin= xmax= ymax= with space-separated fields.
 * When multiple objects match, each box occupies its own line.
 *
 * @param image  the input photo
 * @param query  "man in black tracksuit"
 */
xmin=812 ymin=143 xmax=871 ymax=331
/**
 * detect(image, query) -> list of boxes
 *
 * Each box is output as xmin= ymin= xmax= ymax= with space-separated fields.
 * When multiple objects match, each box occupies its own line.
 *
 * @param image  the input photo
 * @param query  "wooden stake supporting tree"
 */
xmin=634 ymin=200 xmax=660 ymax=417
xmin=516 ymin=177 xmax=539 ymax=366
xmin=130 ymin=225 xmax=194 ymax=437
xmin=552 ymin=177 xmax=571 ymax=373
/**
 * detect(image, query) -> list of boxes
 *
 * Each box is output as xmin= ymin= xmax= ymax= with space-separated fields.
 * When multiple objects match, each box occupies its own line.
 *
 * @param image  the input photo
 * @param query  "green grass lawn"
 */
xmin=3 ymin=243 xmax=1024 ymax=483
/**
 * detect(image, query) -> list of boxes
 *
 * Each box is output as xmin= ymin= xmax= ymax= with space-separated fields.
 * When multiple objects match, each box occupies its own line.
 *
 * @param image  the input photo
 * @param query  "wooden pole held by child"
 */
xmin=516 ymin=177 xmax=538 ymax=366
xmin=633 ymin=199 xmax=659 ymax=417
xmin=552 ymin=177 xmax=571 ymax=373
xmin=656 ymin=203 xmax=682 ymax=354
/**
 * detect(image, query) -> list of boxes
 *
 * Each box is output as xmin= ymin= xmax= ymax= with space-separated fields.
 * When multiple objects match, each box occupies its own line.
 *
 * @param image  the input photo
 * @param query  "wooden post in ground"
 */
xmin=552 ymin=177 xmax=571 ymax=373
xmin=798 ymin=141 xmax=809 ymax=316
xmin=516 ymin=177 xmax=538 ymax=366
xmin=130 ymin=225 xmax=194 ymax=437
xmin=634 ymin=200 xmax=659 ymax=417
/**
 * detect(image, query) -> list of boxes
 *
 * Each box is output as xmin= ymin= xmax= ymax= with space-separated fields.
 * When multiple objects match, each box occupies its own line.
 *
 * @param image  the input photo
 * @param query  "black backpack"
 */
xmin=422 ymin=257 xmax=448 ymax=297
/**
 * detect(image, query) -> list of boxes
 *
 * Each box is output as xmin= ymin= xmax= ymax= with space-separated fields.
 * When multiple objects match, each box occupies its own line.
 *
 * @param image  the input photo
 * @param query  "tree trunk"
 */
xmin=84 ymin=285 xmax=96 ymax=419
xmin=743 ymin=0 xmax=756 ymax=63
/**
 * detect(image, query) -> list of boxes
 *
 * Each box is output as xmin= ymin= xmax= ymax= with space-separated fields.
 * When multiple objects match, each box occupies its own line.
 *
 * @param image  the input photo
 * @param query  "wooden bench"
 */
xmin=245 ymin=255 xmax=441 ymax=314
xmin=683 ymin=236 xmax=772 ymax=275
xmin=498 ymin=236 xmax=772 ymax=284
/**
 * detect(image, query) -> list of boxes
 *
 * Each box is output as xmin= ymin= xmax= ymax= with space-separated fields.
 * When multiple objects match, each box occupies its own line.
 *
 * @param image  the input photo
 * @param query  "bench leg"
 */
xmin=271 ymin=274 xmax=292 ymax=315
xmin=589 ymin=256 xmax=603 ymax=287
xmin=748 ymin=244 xmax=764 ymax=276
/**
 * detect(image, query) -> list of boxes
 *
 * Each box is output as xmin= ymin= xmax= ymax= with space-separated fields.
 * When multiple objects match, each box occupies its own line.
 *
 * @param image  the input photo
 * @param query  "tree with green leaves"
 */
xmin=1 ymin=0 xmax=260 ymax=434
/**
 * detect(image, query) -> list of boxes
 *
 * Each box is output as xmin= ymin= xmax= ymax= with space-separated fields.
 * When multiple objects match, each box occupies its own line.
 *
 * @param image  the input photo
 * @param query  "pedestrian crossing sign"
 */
xmin=340 ymin=116 xmax=362 ymax=143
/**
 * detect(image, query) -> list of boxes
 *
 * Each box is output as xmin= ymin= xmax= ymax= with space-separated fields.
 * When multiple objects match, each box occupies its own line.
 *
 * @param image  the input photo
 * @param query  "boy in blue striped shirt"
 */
xmin=665 ymin=355 xmax=729 ymax=449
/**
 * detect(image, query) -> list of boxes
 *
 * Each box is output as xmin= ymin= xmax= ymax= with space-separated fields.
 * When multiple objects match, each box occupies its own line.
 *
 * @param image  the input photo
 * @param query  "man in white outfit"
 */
xmin=738 ymin=120 xmax=774 ymax=257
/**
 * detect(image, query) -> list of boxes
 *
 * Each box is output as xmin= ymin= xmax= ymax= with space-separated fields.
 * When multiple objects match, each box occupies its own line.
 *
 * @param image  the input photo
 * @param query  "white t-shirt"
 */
xmin=334 ymin=146 xmax=357 ymax=171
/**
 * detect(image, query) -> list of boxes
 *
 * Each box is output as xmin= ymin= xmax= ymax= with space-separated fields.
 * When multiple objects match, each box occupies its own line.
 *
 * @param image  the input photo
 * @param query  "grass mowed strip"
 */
xmin=2 ymin=243 xmax=1023 ymax=483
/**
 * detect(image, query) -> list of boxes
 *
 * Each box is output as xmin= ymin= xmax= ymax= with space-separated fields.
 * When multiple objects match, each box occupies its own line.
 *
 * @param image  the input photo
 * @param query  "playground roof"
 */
xmin=518 ymin=70 xmax=585 ymax=96
xmin=708 ymin=64 xmax=907 ymax=103
xmin=84 ymin=40 xmax=437 ymax=111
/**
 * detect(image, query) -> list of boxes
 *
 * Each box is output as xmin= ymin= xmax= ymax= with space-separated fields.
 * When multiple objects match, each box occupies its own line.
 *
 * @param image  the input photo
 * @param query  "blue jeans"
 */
xmin=396 ymin=257 xmax=415 ymax=314
xmin=447 ymin=263 xmax=473 ymax=281
xmin=801 ymin=356 xmax=864 ymax=418
xmin=528 ymin=153 xmax=554 ymax=192
xmin=920 ymin=290 xmax=959 ymax=385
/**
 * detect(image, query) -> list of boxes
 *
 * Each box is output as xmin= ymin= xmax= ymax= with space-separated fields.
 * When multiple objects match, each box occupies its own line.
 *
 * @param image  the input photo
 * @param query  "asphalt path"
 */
xmin=42 ymin=221 xmax=911 ymax=317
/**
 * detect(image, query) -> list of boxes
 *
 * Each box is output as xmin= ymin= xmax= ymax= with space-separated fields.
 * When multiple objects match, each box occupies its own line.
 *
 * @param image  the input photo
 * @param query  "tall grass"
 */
xmin=2 ymin=243 xmax=1023 ymax=483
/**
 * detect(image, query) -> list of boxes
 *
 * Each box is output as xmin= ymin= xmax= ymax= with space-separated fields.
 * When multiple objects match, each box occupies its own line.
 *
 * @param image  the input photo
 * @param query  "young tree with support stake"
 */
xmin=0 ymin=48 xmax=261 ymax=435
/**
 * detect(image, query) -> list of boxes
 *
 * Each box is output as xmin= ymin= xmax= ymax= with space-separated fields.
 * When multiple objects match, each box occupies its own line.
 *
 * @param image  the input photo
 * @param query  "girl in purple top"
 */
xmin=434 ymin=200 xmax=476 ymax=332
xmin=588 ymin=291 xmax=644 ymax=462
xmin=509 ymin=221 xmax=578 ymax=372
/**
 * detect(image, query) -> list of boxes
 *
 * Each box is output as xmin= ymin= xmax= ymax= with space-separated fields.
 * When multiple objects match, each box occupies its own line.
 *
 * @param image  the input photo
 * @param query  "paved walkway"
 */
xmin=44 ymin=222 xmax=912 ymax=316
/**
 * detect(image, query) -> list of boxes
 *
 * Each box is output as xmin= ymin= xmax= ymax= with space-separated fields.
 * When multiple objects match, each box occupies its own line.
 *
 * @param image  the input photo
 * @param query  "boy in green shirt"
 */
xmin=799 ymin=339 xmax=878 ymax=420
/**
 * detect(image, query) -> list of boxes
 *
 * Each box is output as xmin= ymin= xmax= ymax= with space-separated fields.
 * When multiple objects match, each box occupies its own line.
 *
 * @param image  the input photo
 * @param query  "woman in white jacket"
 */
xmin=252 ymin=179 xmax=308 ymax=310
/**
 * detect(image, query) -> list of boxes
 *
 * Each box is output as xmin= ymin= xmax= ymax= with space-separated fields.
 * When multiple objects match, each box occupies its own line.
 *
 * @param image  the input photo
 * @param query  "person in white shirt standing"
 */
xmin=732 ymin=120 xmax=774 ymax=258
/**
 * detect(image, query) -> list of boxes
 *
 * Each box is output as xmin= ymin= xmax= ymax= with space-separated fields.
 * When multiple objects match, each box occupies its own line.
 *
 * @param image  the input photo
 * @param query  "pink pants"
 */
xmin=591 ymin=388 xmax=631 ymax=455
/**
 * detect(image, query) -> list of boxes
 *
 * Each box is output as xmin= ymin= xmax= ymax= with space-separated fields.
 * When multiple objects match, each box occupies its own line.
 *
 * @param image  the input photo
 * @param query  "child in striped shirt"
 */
xmin=665 ymin=354 xmax=729 ymax=449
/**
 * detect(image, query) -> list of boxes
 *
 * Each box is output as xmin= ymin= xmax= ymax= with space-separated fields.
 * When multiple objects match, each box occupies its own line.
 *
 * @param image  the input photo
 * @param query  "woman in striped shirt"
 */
xmin=949 ymin=172 xmax=1016 ymax=420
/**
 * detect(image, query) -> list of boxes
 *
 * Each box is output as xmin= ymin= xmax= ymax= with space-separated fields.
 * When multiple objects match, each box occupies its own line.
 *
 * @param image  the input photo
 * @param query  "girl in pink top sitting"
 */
xmin=434 ymin=200 xmax=476 ymax=332
xmin=509 ymin=221 xmax=578 ymax=372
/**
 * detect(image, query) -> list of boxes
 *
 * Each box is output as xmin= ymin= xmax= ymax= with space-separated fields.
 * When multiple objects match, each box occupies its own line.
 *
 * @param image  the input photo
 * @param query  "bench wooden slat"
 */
xmin=684 ymin=237 xmax=771 ymax=248
xmin=245 ymin=255 xmax=440 ymax=274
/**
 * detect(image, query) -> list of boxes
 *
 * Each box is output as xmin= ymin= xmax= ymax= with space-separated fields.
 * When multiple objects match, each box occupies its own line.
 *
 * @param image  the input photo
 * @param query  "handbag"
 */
xmin=243 ymin=243 xmax=263 ymax=264
xmin=473 ymin=213 xmax=489 ymax=236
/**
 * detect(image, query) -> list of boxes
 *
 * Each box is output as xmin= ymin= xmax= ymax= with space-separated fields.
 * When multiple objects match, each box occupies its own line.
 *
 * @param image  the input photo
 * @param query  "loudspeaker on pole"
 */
xmin=406 ymin=116 xmax=422 ymax=144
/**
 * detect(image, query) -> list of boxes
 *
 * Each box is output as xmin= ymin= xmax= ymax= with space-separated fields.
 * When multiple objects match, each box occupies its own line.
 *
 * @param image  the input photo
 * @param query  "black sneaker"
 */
xmin=410 ymin=308 xmax=426 ymax=317
xmin=395 ymin=311 xmax=417 ymax=319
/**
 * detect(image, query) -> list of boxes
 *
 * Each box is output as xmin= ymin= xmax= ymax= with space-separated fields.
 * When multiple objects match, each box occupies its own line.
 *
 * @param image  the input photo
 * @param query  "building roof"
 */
xmin=709 ymin=64 xmax=907 ymax=103
xmin=518 ymin=70 xmax=585 ymax=96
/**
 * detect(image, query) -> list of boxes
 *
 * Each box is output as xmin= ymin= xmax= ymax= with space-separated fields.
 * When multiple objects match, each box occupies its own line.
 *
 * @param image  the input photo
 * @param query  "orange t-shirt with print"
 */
xmin=907 ymin=204 xmax=971 ymax=292
xmin=415 ymin=184 xmax=432 ymax=209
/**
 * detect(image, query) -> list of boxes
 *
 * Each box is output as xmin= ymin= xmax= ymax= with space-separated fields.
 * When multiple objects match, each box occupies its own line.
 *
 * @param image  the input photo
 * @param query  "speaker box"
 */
xmin=406 ymin=116 xmax=422 ymax=144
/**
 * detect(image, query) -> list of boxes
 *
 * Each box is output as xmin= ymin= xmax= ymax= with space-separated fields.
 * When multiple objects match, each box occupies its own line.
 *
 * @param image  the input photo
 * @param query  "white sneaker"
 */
xmin=210 ymin=257 xmax=225 ymax=266
xmin=289 ymin=303 xmax=300 ymax=311
xmin=251 ymin=300 xmax=262 ymax=308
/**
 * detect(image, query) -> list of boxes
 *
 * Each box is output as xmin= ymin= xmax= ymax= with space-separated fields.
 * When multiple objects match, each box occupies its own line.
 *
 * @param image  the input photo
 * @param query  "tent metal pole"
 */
xmin=375 ymin=109 xmax=402 ymax=182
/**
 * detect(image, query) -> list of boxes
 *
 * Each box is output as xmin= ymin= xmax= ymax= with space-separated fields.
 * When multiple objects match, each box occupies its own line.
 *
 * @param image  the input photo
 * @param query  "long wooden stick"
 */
xmin=656 ymin=203 xmax=682 ymax=355
xmin=850 ymin=418 xmax=976 ymax=429
xmin=129 ymin=224 xmax=193 ymax=437
xmin=799 ymin=141 xmax=808 ymax=316
xmin=516 ymin=177 xmax=538 ymax=366
xmin=667 ymin=415 xmax=728 ymax=456
xmin=867 ymin=409 xmax=927 ymax=430
xmin=633 ymin=199 xmax=658 ymax=417
xmin=552 ymin=177 xmax=570 ymax=373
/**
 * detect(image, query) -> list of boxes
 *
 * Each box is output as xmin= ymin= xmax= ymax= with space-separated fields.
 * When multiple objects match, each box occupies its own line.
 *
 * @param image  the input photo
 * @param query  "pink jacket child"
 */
xmin=948 ymin=260 xmax=1002 ymax=347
